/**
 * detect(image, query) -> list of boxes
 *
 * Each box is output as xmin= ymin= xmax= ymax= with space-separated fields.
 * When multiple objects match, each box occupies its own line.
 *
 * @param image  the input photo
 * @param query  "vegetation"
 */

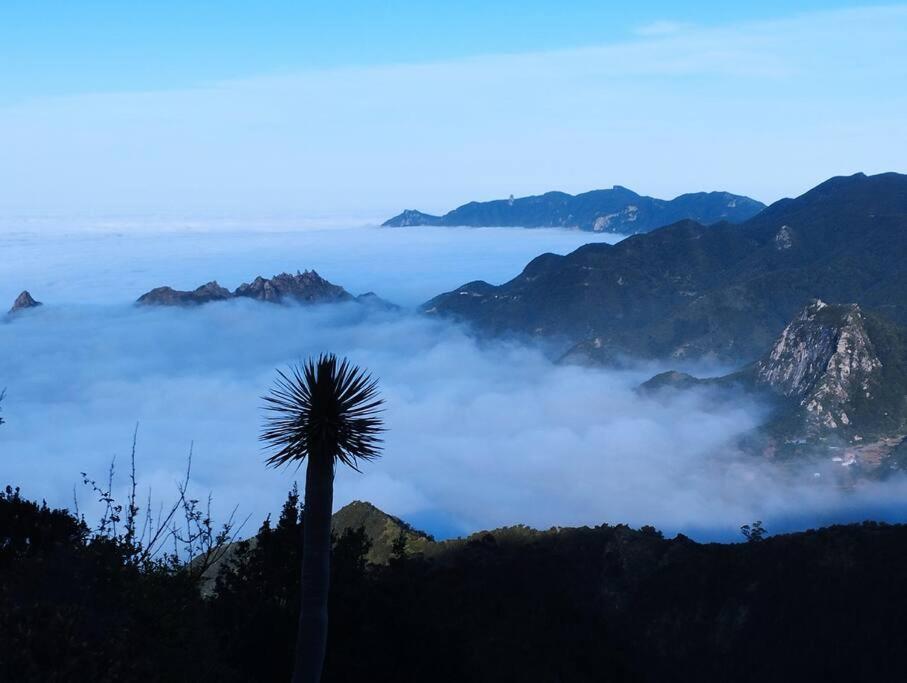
xmin=740 ymin=520 xmax=766 ymax=542
xmin=261 ymin=355 xmax=383 ymax=683
xmin=5 ymin=483 xmax=907 ymax=682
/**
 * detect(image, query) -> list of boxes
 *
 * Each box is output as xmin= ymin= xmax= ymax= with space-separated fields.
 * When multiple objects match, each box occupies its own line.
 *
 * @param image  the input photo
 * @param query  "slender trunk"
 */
xmin=292 ymin=447 xmax=334 ymax=683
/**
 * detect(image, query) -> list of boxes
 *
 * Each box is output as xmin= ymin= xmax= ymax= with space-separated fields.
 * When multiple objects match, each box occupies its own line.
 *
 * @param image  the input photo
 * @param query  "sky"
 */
xmin=1 ymin=2 xmax=905 ymax=219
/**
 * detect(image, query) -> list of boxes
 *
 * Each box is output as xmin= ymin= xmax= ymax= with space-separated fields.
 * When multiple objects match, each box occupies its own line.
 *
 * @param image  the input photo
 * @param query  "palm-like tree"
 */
xmin=262 ymin=354 xmax=383 ymax=683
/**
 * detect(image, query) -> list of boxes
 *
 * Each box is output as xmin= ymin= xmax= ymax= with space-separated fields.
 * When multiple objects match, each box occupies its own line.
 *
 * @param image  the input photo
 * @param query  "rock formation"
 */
xmin=136 ymin=270 xmax=394 ymax=309
xmin=754 ymin=300 xmax=882 ymax=435
xmin=233 ymin=270 xmax=352 ymax=304
xmin=8 ymin=291 xmax=42 ymax=314
xmin=640 ymin=299 xmax=907 ymax=469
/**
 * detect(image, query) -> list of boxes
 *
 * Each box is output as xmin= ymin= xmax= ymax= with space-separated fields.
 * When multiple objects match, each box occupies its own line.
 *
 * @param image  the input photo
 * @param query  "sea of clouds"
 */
xmin=3 ymin=224 xmax=907 ymax=541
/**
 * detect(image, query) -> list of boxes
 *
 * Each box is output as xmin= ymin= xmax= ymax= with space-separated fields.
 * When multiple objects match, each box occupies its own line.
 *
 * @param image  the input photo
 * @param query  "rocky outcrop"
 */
xmin=639 ymin=299 xmax=907 ymax=468
xmin=755 ymin=300 xmax=882 ymax=434
xmin=136 ymin=281 xmax=232 ymax=307
xmin=136 ymin=271 xmax=395 ymax=310
xmin=233 ymin=270 xmax=352 ymax=304
xmin=8 ymin=291 xmax=42 ymax=314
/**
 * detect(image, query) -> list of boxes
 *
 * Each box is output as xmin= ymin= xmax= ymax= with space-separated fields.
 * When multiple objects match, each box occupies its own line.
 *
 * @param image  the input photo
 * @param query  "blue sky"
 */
xmin=0 ymin=1 xmax=887 ymax=101
xmin=1 ymin=2 xmax=905 ymax=218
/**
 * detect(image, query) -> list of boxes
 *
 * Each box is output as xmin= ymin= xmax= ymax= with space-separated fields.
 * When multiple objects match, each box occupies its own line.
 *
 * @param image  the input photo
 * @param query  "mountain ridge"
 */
xmin=384 ymin=185 xmax=765 ymax=234
xmin=424 ymin=172 xmax=907 ymax=362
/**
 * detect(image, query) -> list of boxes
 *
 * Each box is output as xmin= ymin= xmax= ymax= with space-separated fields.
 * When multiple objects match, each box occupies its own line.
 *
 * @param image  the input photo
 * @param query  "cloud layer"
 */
xmin=4 ymin=226 xmax=907 ymax=540
xmin=0 ymin=224 xmax=623 ymax=307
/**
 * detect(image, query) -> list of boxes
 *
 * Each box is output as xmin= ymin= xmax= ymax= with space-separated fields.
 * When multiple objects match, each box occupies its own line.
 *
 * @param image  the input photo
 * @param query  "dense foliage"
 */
xmin=4 ymin=485 xmax=907 ymax=682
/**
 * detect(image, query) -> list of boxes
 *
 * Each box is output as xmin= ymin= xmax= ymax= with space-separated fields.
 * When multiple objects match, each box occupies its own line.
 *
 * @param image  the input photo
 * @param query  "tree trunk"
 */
xmin=292 ymin=447 xmax=334 ymax=683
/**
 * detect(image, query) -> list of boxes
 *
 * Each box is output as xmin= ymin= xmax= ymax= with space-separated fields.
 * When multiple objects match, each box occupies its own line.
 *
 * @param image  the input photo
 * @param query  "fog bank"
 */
xmin=3 ymin=226 xmax=907 ymax=540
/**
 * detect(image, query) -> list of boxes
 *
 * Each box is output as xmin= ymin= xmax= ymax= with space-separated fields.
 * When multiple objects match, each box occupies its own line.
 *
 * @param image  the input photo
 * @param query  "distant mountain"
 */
xmin=641 ymin=300 xmax=907 ymax=467
xmin=383 ymin=186 xmax=765 ymax=234
xmin=137 ymin=270 xmax=395 ymax=309
xmin=424 ymin=172 xmax=907 ymax=362
xmin=384 ymin=209 xmax=444 ymax=227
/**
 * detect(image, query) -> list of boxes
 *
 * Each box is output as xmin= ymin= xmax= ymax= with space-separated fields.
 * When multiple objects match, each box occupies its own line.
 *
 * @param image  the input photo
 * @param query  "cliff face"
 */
xmin=639 ymin=299 xmax=907 ymax=468
xmin=755 ymin=301 xmax=882 ymax=435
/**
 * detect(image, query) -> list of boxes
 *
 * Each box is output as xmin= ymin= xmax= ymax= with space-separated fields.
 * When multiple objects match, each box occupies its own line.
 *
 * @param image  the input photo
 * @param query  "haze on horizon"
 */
xmin=1 ymin=2 xmax=905 ymax=220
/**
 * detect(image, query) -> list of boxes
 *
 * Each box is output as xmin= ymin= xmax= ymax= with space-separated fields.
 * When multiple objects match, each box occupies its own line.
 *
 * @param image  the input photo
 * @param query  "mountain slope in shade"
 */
xmin=424 ymin=172 xmax=907 ymax=362
xmin=641 ymin=300 xmax=907 ymax=468
xmin=384 ymin=186 xmax=765 ymax=234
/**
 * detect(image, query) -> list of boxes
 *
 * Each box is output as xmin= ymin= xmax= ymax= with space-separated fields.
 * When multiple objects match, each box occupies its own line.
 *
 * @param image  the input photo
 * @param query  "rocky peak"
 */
xmin=136 ymin=271 xmax=361 ymax=308
xmin=755 ymin=300 xmax=882 ymax=433
xmin=233 ymin=270 xmax=353 ymax=304
xmin=8 ymin=291 xmax=42 ymax=314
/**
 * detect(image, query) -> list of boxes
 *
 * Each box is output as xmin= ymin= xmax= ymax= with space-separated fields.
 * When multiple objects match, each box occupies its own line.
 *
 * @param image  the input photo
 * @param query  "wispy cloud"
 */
xmin=0 ymin=6 xmax=905 ymax=216
xmin=634 ymin=20 xmax=694 ymax=37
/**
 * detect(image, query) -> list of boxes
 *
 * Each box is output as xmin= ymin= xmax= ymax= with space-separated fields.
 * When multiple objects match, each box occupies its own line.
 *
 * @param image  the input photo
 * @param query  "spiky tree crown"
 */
xmin=261 ymin=354 xmax=384 ymax=470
